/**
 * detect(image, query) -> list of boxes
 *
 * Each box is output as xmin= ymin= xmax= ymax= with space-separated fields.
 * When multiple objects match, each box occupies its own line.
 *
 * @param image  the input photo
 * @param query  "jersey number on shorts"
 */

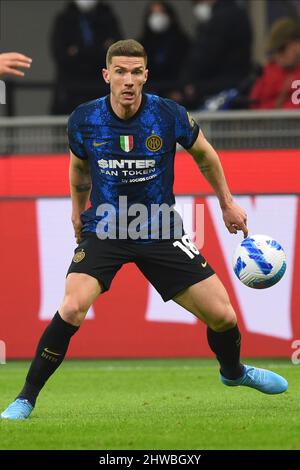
xmin=173 ymin=235 xmax=199 ymax=259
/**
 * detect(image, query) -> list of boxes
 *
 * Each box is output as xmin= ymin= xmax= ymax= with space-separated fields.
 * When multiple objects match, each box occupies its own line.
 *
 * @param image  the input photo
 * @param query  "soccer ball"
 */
xmin=232 ymin=234 xmax=286 ymax=289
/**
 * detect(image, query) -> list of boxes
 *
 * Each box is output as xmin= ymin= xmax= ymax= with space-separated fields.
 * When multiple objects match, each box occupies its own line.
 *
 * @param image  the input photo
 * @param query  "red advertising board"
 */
xmin=1 ymin=150 xmax=300 ymax=358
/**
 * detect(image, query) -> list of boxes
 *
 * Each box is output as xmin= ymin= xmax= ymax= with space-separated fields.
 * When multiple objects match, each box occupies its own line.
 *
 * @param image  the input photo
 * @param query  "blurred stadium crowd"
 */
xmin=49 ymin=0 xmax=300 ymax=113
xmin=1 ymin=0 xmax=300 ymax=114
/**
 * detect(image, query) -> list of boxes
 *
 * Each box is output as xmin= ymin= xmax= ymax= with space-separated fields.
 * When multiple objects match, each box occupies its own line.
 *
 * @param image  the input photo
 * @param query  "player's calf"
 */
xmin=1 ymin=311 xmax=80 ymax=417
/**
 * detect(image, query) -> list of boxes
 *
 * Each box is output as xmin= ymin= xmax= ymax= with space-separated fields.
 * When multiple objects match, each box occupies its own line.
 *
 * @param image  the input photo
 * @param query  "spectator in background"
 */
xmin=0 ymin=52 xmax=32 ymax=77
xmin=50 ymin=0 xmax=122 ymax=114
xmin=266 ymin=0 xmax=300 ymax=26
xmin=183 ymin=0 xmax=252 ymax=109
xmin=140 ymin=1 xmax=189 ymax=98
xmin=250 ymin=18 xmax=300 ymax=109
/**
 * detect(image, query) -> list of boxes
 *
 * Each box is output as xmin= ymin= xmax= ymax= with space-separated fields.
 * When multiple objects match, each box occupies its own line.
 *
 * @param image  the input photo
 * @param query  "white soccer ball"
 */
xmin=232 ymin=234 xmax=286 ymax=289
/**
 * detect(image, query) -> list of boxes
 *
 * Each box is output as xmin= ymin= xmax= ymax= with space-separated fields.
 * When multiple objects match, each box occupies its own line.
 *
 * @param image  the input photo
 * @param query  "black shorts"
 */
xmin=67 ymin=233 xmax=215 ymax=302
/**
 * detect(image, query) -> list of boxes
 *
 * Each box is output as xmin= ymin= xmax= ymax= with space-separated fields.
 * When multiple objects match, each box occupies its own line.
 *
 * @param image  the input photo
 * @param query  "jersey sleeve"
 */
xmin=67 ymin=108 xmax=88 ymax=160
xmin=175 ymin=104 xmax=199 ymax=149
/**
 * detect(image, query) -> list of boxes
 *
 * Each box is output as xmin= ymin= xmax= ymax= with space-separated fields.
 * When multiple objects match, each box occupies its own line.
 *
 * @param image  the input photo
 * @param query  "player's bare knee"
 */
xmin=208 ymin=302 xmax=237 ymax=332
xmin=211 ymin=315 xmax=237 ymax=332
xmin=59 ymin=296 xmax=88 ymax=326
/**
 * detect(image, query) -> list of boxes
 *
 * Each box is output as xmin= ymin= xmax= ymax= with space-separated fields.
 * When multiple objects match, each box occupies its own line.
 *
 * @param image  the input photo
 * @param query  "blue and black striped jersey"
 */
xmin=68 ymin=93 xmax=199 ymax=241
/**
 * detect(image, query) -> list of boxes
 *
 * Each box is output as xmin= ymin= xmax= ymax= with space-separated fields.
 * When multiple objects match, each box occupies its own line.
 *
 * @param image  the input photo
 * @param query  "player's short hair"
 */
xmin=106 ymin=39 xmax=147 ymax=67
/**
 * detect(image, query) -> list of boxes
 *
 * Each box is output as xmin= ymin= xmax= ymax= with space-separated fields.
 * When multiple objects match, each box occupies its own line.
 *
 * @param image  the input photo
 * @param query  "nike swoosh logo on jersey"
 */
xmin=93 ymin=141 xmax=109 ymax=147
xmin=201 ymin=261 xmax=207 ymax=268
xmin=44 ymin=348 xmax=61 ymax=356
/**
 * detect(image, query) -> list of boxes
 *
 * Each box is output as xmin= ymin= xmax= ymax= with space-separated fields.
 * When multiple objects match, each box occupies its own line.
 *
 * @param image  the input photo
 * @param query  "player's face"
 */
xmin=102 ymin=56 xmax=148 ymax=107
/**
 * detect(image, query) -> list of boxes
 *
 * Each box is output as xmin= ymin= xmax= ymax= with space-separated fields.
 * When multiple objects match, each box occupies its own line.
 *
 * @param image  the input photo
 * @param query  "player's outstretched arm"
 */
xmin=187 ymin=130 xmax=248 ymax=238
xmin=0 ymin=52 xmax=32 ymax=77
xmin=69 ymin=150 xmax=92 ymax=243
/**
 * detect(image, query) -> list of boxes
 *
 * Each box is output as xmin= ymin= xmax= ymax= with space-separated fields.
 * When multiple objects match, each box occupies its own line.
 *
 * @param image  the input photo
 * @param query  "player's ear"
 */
xmin=144 ymin=69 xmax=148 ymax=83
xmin=102 ymin=68 xmax=110 ymax=84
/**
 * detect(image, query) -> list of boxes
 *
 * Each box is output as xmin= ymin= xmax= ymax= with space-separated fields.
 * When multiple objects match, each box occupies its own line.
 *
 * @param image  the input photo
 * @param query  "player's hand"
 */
xmin=0 ymin=52 xmax=32 ymax=77
xmin=72 ymin=216 xmax=82 ymax=244
xmin=222 ymin=202 xmax=248 ymax=238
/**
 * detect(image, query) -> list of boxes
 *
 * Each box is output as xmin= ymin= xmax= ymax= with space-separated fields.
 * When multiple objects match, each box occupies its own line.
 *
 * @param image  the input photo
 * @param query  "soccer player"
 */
xmin=1 ymin=40 xmax=287 ymax=420
xmin=0 ymin=52 xmax=32 ymax=77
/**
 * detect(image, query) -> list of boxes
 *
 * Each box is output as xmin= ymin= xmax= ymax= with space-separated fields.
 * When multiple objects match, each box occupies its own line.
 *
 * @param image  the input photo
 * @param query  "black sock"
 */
xmin=207 ymin=324 xmax=244 ymax=380
xmin=17 ymin=311 xmax=79 ymax=406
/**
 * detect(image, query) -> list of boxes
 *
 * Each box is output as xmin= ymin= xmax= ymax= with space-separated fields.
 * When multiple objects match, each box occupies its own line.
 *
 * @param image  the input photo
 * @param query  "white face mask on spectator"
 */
xmin=193 ymin=3 xmax=213 ymax=23
xmin=148 ymin=13 xmax=170 ymax=33
xmin=74 ymin=0 xmax=98 ymax=12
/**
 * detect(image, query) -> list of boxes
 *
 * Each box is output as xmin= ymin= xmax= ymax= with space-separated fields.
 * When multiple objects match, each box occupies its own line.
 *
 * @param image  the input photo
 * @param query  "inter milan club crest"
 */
xmin=187 ymin=112 xmax=195 ymax=128
xmin=120 ymin=135 xmax=133 ymax=152
xmin=146 ymin=134 xmax=162 ymax=152
xmin=73 ymin=249 xmax=85 ymax=263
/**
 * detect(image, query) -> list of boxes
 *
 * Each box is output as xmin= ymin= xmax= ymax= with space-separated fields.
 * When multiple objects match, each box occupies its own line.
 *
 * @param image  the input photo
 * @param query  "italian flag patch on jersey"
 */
xmin=120 ymin=135 xmax=133 ymax=152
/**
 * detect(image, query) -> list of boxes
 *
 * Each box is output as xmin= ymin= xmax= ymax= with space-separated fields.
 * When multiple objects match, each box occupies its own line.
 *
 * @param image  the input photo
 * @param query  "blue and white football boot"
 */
xmin=221 ymin=365 xmax=288 ymax=394
xmin=1 ymin=399 xmax=34 ymax=420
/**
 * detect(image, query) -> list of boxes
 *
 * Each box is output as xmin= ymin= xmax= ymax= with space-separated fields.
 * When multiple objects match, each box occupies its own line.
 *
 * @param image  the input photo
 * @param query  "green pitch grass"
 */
xmin=0 ymin=359 xmax=299 ymax=450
